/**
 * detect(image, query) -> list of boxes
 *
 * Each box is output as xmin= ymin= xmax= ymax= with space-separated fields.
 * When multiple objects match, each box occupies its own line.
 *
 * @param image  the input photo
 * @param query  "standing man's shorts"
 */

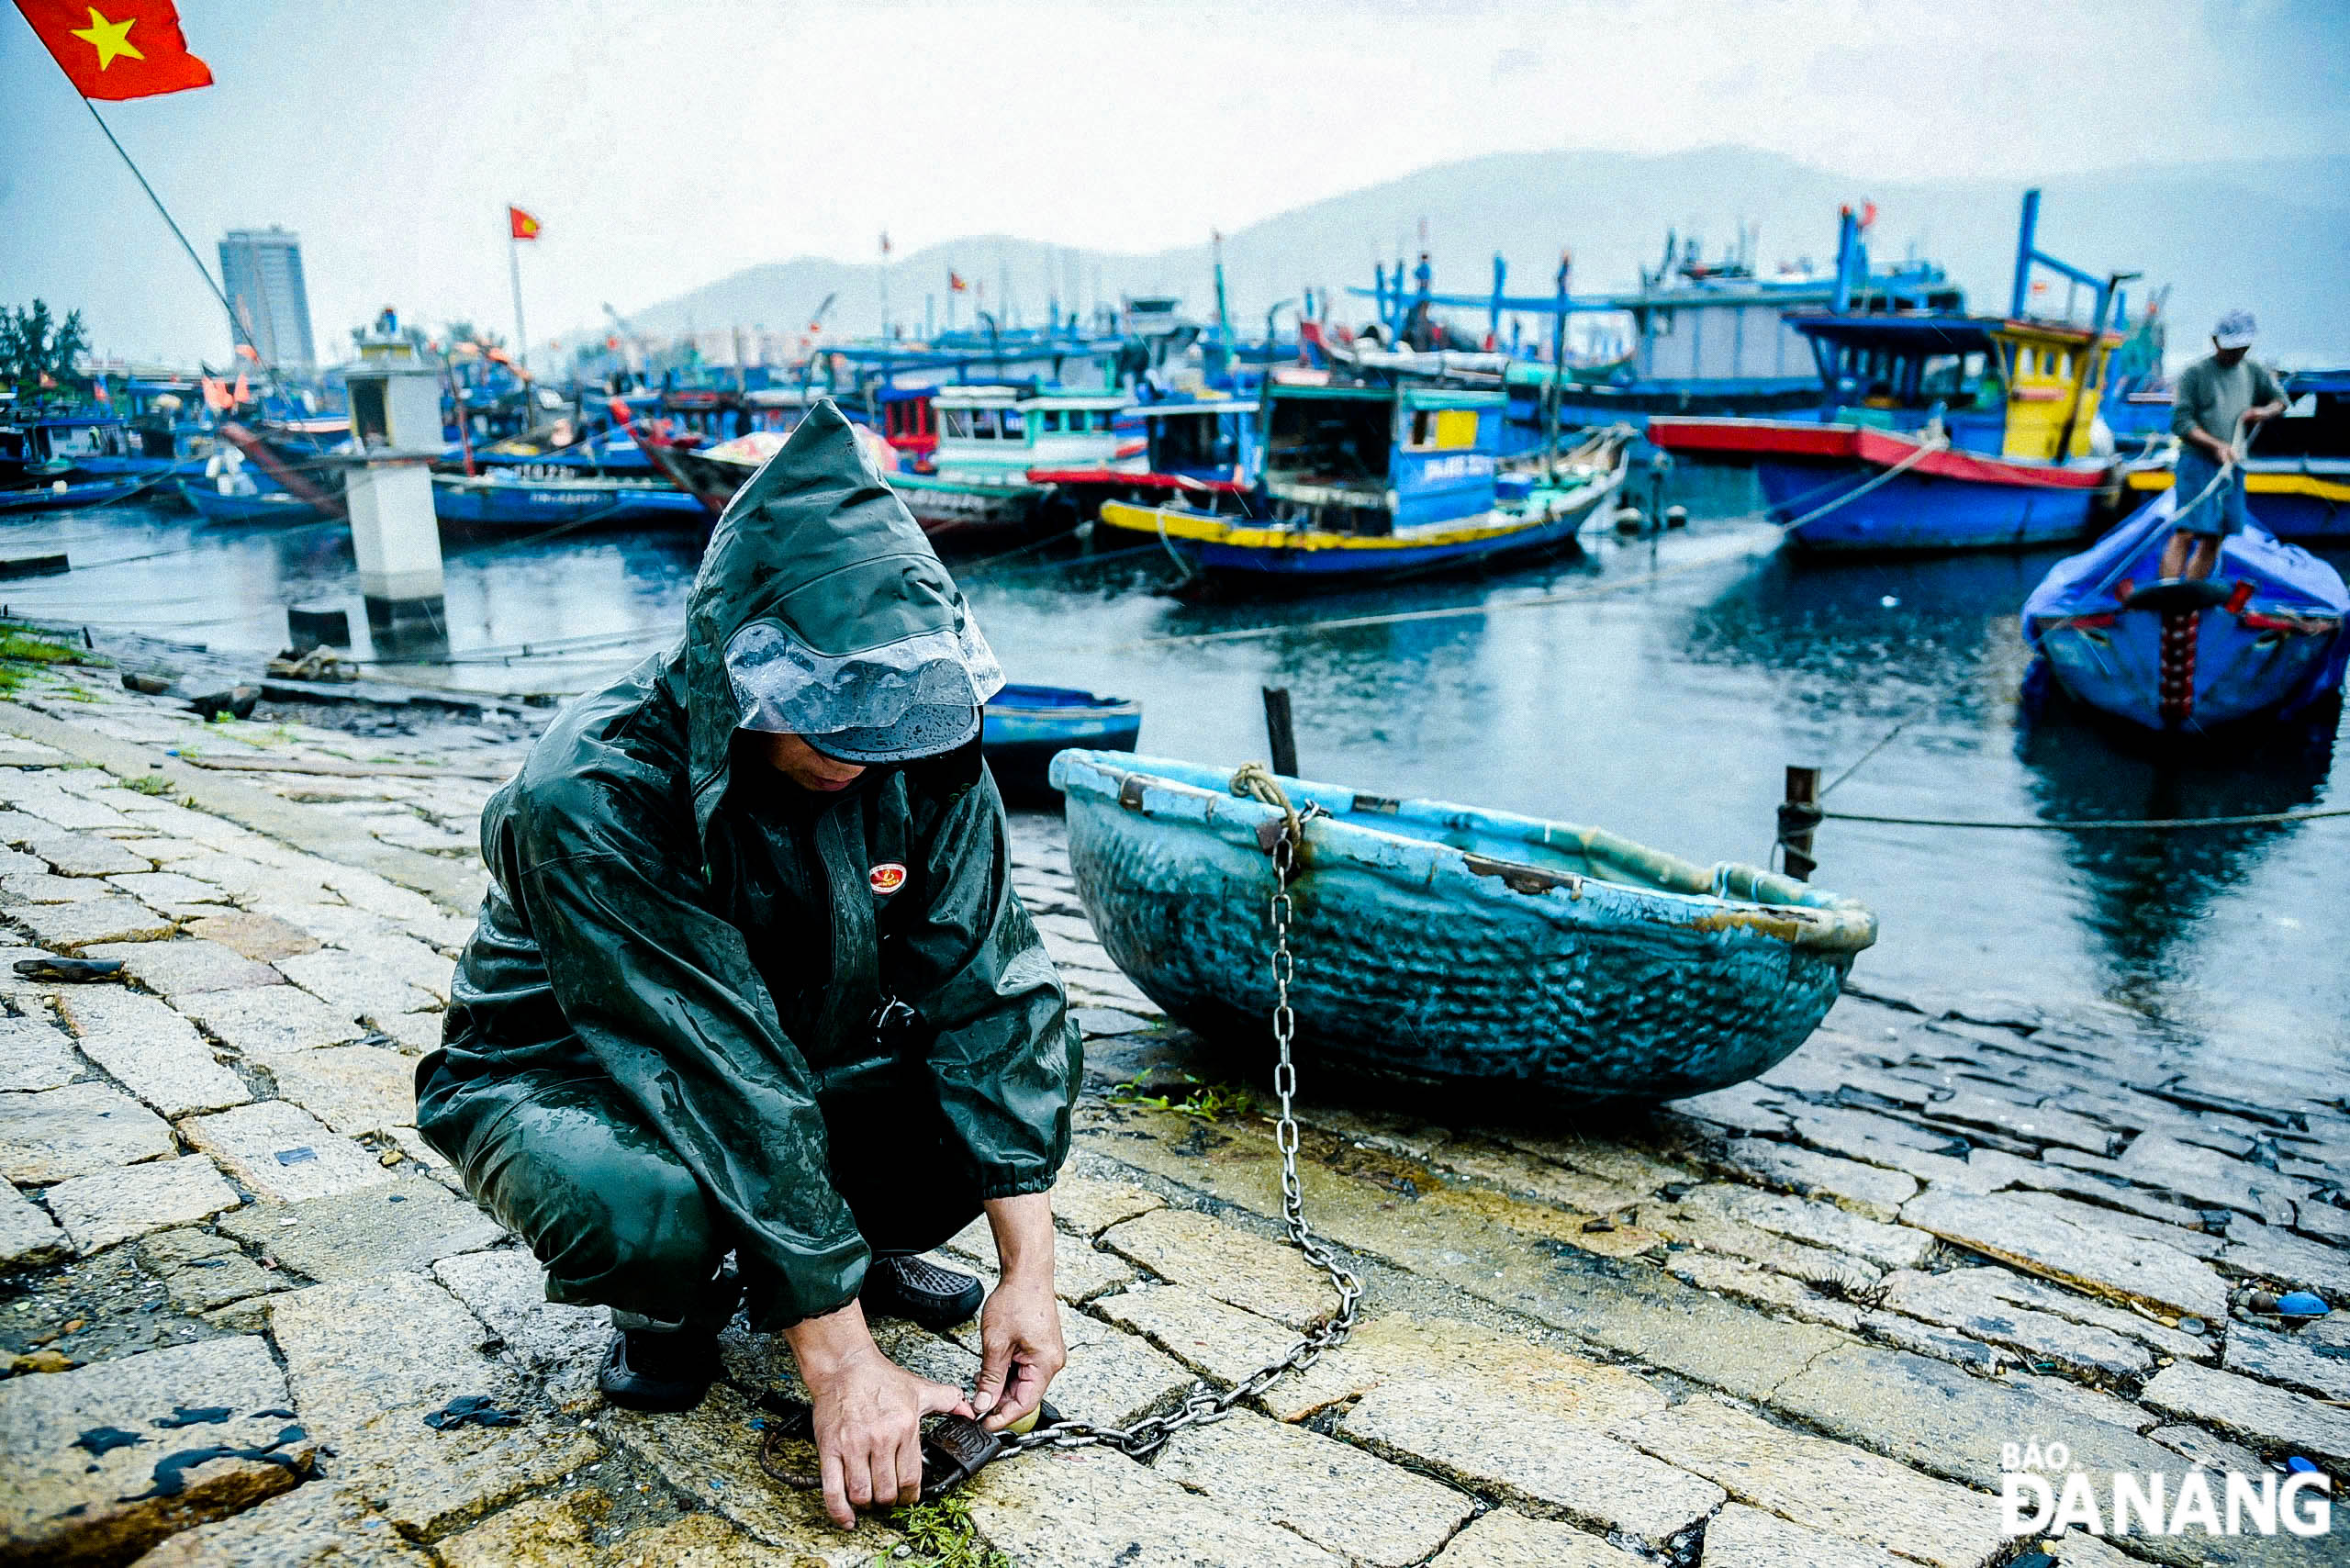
xmin=2172 ymin=449 xmax=2249 ymax=539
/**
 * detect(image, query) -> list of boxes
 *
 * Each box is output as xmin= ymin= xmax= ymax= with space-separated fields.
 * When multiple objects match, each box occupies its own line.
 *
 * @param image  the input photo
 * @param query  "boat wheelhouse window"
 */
xmin=1001 ymin=408 xmax=1025 ymax=438
xmin=1267 ymin=396 xmax=1391 ymax=487
xmin=1152 ymin=409 xmax=1239 ymax=472
xmin=1919 ymin=354 xmax=1969 ymax=398
xmin=1404 ymin=407 xmax=1481 ymax=451
xmin=1038 ymin=409 xmax=1063 ymax=432
xmin=972 ymin=409 xmax=998 ymax=439
xmin=942 ymin=408 xmax=974 ymax=439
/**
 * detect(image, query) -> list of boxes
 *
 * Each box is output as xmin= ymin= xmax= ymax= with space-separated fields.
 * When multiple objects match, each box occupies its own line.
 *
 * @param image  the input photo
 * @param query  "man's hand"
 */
xmin=2244 ymin=399 xmax=2287 ymax=427
xmin=786 ymin=1300 xmax=973 ymax=1529
xmin=974 ymin=1193 xmax=1066 ymax=1430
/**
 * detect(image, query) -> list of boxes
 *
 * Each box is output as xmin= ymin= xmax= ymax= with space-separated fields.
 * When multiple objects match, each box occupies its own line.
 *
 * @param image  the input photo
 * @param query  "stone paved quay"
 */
xmin=0 ymin=660 xmax=2343 ymax=1567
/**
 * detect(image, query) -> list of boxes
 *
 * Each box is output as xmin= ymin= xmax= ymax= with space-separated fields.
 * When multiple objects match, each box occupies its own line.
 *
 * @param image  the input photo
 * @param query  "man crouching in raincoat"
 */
xmin=417 ymin=402 xmax=1080 ymax=1527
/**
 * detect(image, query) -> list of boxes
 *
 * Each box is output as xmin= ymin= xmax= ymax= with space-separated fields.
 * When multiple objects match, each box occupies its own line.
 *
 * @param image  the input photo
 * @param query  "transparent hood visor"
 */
xmin=724 ymin=616 xmax=1005 ymax=761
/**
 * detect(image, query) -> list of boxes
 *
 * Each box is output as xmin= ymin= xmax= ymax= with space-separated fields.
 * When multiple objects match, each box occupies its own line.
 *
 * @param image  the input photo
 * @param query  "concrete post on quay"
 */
xmin=341 ymin=330 xmax=447 ymax=658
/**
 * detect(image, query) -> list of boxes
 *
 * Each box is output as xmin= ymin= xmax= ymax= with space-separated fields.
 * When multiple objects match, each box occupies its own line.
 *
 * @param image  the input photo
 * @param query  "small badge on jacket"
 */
xmin=868 ymin=862 xmax=908 ymax=896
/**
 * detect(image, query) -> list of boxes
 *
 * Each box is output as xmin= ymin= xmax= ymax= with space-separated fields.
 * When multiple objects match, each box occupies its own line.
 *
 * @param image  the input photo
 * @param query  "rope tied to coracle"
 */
xmin=1229 ymin=759 xmax=1304 ymax=846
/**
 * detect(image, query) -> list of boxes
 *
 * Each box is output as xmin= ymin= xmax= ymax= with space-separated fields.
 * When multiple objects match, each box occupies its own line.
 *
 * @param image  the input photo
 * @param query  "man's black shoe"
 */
xmin=598 ymin=1326 xmax=721 ymax=1412
xmin=863 ymin=1255 xmax=985 ymax=1330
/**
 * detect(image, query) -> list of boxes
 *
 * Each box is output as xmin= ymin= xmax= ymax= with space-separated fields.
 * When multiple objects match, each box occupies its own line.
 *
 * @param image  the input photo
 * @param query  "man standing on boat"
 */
xmin=417 ymin=403 xmax=1079 ymax=1528
xmin=2160 ymin=309 xmax=2287 ymax=581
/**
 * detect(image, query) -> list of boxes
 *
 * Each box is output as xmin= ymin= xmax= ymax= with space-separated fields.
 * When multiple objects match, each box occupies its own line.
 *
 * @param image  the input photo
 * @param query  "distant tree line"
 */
xmin=0 ymin=301 xmax=89 ymax=398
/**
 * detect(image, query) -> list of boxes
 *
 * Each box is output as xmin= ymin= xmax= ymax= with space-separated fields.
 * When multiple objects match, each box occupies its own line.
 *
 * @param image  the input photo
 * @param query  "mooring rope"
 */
xmin=1818 ymin=804 xmax=2350 ymax=832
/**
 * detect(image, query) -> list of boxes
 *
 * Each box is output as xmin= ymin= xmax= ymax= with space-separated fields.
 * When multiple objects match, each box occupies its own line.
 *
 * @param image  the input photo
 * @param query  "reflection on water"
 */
xmin=9 ymin=493 xmax=2345 ymax=1052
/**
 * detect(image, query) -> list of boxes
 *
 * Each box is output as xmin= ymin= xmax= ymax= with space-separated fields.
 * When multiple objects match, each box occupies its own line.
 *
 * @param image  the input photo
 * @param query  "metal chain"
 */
xmin=1006 ymin=814 xmax=1362 ymax=1461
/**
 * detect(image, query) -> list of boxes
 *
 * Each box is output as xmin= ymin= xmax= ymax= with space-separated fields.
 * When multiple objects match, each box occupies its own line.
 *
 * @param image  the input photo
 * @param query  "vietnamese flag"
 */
xmin=509 ymin=206 xmax=543 ymax=241
xmin=13 ymin=1 xmax=213 ymax=100
xmin=948 ymin=271 xmax=968 ymax=293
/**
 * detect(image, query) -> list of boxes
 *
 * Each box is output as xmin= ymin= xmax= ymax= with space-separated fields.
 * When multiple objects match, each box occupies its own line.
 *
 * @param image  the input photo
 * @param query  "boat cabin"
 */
xmin=1138 ymin=393 xmax=1259 ymax=485
xmin=1262 ymin=382 xmax=1504 ymax=532
xmin=877 ymin=386 xmax=937 ymax=464
xmin=0 ymin=414 xmax=168 ymax=484
xmin=1793 ymin=313 xmax=2121 ymax=462
xmin=930 ymin=386 xmax=1137 ymax=487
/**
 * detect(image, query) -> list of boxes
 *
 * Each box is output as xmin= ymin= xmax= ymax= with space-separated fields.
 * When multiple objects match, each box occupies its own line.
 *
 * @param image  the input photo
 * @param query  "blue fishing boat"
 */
xmin=2022 ymin=491 xmax=2347 ymax=734
xmin=1094 ymin=379 xmax=1628 ymax=580
xmin=982 ymin=685 xmax=1142 ymax=799
xmin=176 ymin=476 xmax=336 ymax=525
xmin=2114 ymin=369 xmax=2350 ymax=542
xmin=0 ymin=476 xmax=151 ymax=512
xmin=430 ymin=469 xmax=707 ymax=530
xmin=1032 ymin=386 xmax=1263 ymax=522
xmin=1049 ymin=751 xmax=1876 ymax=1102
xmin=1651 ymin=192 xmax=2131 ymax=552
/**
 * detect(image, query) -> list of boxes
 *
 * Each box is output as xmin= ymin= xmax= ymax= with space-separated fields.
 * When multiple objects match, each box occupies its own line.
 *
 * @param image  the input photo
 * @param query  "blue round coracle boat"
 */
xmin=1050 ymin=751 xmax=1877 ymax=1103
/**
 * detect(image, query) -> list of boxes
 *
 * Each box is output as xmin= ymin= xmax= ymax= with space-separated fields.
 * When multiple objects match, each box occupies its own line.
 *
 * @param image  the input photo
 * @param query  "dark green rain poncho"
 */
xmin=417 ymin=402 xmax=1080 ymax=1329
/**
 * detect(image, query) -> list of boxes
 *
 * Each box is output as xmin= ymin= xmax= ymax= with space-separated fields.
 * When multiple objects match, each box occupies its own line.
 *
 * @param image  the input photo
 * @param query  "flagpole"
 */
xmin=509 ymin=235 xmax=529 ymax=375
xmin=79 ymin=95 xmax=290 ymax=409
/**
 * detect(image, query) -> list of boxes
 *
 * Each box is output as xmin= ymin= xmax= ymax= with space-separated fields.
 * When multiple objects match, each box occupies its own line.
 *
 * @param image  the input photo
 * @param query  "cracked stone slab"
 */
xmin=271 ymin=1271 xmax=599 ymax=1537
xmin=82 ymin=938 xmax=279 ymax=999
xmin=1284 ymin=1312 xmax=1669 ymax=1430
xmin=15 ymin=896 xmax=174 ymax=951
xmin=1702 ymin=1502 xmax=1908 ymax=1567
xmin=176 ymin=1101 xmax=396 ymax=1204
xmin=0 ymin=814 xmax=151 ymax=877
xmin=176 ymin=985 xmax=363 ymax=1056
xmin=1902 ymin=1187 xmax=2227 ymax=1321
xmin=1680 ymin=1183 xmax=1933 ymax=1271
xmin=2113 ymin=1134 xmax=2309 ymax=1221
xmin=1893 ymin=1261 xmax=2209 ymax=1364
xmin=0 ymin=1178 xmax=67 ymax=1268
xmin=1426 ymin=1509 xmax=1651 ymax=1567
xmin=1158 ymin=1407 xmax=1473 ymax=1566
xmin=1666 ymin=1250 xmax=1866 ymax=1333
xmin=0 ymin=1079 xmax=174 ymax=1183
xmin=0 ymin=871 xmax=110 ymax=903
xmin=1341 ymin=1378 xmax=1723 ymax=1547
xmin=1050 ymin=1175 xmax=1167 ymax=1237
xmin=1100 ymin=1206 xmax=1342 ymax=1327
xmin=1878 ymin=1267 xmax=2154 ymax=1380
xmin=0 ymin=1012 xmax=80 ymax=1092
xmin=54 ymin=987 xmax=249 ymax=1118
xmin=44 ymin=1153 xmax=240 ymax=1253
xmin=140 ymin=1228 xmax=287 ymax=1315
xmin=1612 ymin=1395 xmax=2004 ymax=1568
xmin=1090 ymin=1283 xmax=1305 ymax=1400
xmin=0 ymin=1334 xmax=313 ymax=1568
xmin=128 ymin=1480 xmax=431 ymax=1567
xmin=179 ymin=911 xmax=319 ymax=962
xmin=1715 ymin=1137 xmax=1920 ymax=1222
xmin=966 ymin=1444 xmax=1343 ymax=1567
xmin=2221 ymin=1219 xmax=2350 ymax=1299
xmin=109 ymin=870 xmax=231 ymax=909
xmin=1924 ymin=1091 xmax=2117 ymax=1155
xmin=604 ymin=1383 xmax=900 ymax=1560
xmin=1767 ymin=1341 xmax=2188 ymax=1495
xmin=219 ymin=1175 xmax=503 ymax=1282
xmin=255 ymin=1044 xmax=416 ymax=1136
xmin=274 ymin=949 xmax=437 ymax=1026
xmin=431 ymin=1249 xmax=608 ymax=1394
xmin=2223 ymin=1319 xmax=2350 ymax=1402
xmin=2141 ymin=1361 xmax=2350 ymax=1467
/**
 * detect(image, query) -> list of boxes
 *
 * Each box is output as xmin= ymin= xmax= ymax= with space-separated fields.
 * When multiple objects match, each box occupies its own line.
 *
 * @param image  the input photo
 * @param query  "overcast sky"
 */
xmin=5 ymin=0 xmax=2343 ymax=364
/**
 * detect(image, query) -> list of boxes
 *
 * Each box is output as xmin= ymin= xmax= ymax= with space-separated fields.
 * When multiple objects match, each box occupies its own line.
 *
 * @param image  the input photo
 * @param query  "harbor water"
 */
xmin=12 ymin=483 xmax=2347 ymax=1060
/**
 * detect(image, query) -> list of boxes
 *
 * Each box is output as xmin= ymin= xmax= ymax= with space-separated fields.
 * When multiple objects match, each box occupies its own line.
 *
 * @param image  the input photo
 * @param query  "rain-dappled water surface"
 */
xmin=13 ymin=478 xmax=2347 ymax=1061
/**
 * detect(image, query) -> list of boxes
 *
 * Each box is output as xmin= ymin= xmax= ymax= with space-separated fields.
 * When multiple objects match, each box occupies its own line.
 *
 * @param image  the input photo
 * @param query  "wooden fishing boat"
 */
xmin=177 ymin=476 xmax=338 ymax=525
xmin=1650 ymin=192 xmax=2132 ymax=553
xmin=1050 ymin=751 xmax=1875 ymax=1102
xmin=981 ymin=685 xmax=1141 ymax=801
xmin=429 ymin=469 xmax=707 ymax=530
xmin=0 ymin=476 xmax=151 ymax=512
xmin=894 ymin=386 xmax=1140 ymax=543
xmin=1031 ymin=387 xmax=1261 ymax=522
xmin=2023 ymin=491 xmax=2347 ymax=733
xmin=1096 ymin=379 xmax=1628 ymax=580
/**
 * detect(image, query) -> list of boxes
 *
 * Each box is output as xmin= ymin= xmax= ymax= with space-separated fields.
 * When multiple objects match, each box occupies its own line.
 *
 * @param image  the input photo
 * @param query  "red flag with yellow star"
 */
xmin=13 ymin=1 xmax=213 ymax=100
xmin=509 ymin=206 xmax=543 ymax=241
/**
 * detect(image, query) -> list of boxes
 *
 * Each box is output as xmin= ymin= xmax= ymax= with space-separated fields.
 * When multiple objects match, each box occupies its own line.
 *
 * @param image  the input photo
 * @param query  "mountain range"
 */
xmin=589 ymin=146 xmax=2350 ymax=369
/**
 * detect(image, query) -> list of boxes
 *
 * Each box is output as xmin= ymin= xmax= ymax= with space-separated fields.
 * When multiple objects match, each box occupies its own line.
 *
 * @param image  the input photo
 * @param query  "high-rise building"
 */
xmin=218 ymin=227 xmax=317 ymax=373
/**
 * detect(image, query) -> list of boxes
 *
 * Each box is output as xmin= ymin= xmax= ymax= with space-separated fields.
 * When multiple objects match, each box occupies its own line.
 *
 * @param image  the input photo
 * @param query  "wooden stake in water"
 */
xmin=1780 ymin=765 xmax=1821 ymax=881
xmin=1262 ymin=687 xmax=1299 ymax=778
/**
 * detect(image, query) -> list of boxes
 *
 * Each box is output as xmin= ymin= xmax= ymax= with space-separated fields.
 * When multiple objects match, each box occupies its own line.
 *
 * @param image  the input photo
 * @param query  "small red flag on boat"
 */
xmin=233 ymin=341 xmax=258 ymax=362
xmin=91 ymin=380 xmax=109 ymax=402
xmin=200 ymin=375 xmax=230 ymax=412
xmin=13 ymin=1 xmax=213 ymax=100
xmin=948 ymin=271 xmax=968 ymax=293
xmin=509 ymin=206 xmax=542 ymax=241
xmin=1860 ymin=201 xmax=1878 ymax=229
xmin=231 ymin=370 xmax=250 ymax=406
